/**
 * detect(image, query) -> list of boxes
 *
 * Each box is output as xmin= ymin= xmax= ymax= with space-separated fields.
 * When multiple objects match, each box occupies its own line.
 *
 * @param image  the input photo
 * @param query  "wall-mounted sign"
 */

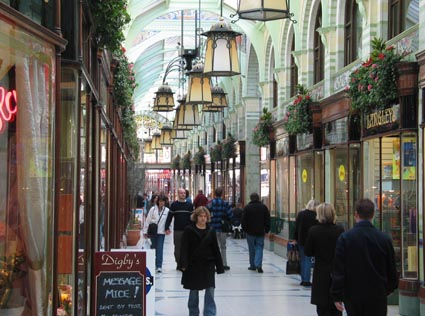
xmin=0 ymin=87 xmax=18 ymax=132
xmin=362 ymin=104 xmax=400 ymax=137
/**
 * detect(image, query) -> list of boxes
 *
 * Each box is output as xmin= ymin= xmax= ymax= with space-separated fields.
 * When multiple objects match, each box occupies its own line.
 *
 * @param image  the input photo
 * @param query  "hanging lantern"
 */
xmin=160 ymin=126 xmax=174 ymax=146
xmin=143 ymin=139 xmax=154 ymax=154
xmin=203 ymin=84 xmax=228 ymax=112
xmin=151 ymin=132 xmax=162 ymax=150
xmin=174 ymin=96 xmax=193 ymax=130
xmin=235 ymin=0 xmax=295 ymax=22
xmin=202 ymin=17 xmax=241 ymax=77
xmin=186 ymin=61 xmax=212 ymax=105
xmin=153 ymin=83 xmax=175 ymax=112
xmin=171 ymin=128 xmax=187 ymax=139
xmin=176 ymin=103 xmax=201 ymax=127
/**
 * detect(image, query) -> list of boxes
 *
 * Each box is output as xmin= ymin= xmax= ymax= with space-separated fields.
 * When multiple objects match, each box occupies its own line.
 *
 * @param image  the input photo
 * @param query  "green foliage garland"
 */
xmin=347 ymin=38 xmax=404 ymax=114
xmin=282 ymin=85 xmax=313 ymax=135
xmin=90 ymin=0 xmax=131 ymax=52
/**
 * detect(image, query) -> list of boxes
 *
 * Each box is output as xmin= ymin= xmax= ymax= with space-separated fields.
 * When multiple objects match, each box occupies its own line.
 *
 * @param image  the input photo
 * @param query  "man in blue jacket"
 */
xmin=331 ymin=198 xmax=398 ymax=316
xmin=208 ymin=187 xmax=233 ymax=270
xmin=241 ymin=192 xmax=270 ymax=273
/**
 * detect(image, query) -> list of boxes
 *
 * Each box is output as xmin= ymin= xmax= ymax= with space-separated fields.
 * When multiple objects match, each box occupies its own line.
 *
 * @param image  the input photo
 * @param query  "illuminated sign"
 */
xmin=0 ymin=87 xmax=18 ymax=132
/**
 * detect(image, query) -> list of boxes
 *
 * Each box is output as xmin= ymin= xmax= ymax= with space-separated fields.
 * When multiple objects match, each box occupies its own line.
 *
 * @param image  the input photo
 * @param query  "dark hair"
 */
xmin=150 ymin=194 xmax=158 ymax=202
xmin=157 ymin=195 xmax=167 ymax=204
xmin=355 ymin=198 xmax=375 ymax=219
xmin=185 ymin=189 xmax=190 ymax=198
xmin=214 ymin=187 xmax=223 ymax=197
xmin=250 ymin=192 xmax=260 ymax=202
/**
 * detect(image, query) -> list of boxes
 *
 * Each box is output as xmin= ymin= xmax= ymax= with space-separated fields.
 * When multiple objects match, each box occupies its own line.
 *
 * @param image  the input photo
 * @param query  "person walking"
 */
xmin=331 ymin=198 xmax=398 ymax=316
xmin=143 ymin=195 xmax=170 ymax=273
xmin=207 ymin=187 xmax=233 ymax=270
xmin=180 ymin=206 xmax=224 ymax=316
xmin=193 ymin=189 xmax=209 ymax=208
xmin=305 ymin=202 xmax=344 ymax=316
xmin=241 ymin=193 xmax=270 ymax=273
xmin=165 ymin=188 xmax=194 ymax=270
xmin=292 ymin=199 xmax=319 ymax=286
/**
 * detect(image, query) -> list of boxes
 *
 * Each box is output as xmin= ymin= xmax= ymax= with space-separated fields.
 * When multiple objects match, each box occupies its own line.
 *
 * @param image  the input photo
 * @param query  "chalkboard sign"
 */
xmin=95 ymin=252 xmax=147 ymax=316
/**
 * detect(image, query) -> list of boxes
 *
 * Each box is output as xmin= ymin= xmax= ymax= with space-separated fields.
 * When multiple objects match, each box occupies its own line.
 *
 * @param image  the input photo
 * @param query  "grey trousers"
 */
xmin=216 ymin=232 xmax=228 ymax=266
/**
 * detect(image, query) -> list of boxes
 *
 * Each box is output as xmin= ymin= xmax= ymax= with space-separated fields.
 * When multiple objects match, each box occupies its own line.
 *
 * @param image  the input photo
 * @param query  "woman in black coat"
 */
xmin=180 ymin=206 xmax=224 ymax=316
xmin=305 ymin=202 xmax=344 ymax=316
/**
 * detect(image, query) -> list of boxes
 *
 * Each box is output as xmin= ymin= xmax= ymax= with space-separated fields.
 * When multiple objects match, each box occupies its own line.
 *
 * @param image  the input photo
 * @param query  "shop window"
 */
xmin=313 ymin=3 xmax=324 ymax=84
xmin=348 ymin=144 xmax=361 ymax=228
xmin=330 ymin=148 xmax=349 ymax=229
xmin=296 ymin=153 xmax=314 ymax=211
xmin=389 ymin=0 xmax=419 ymax=39
xmin=10 ymin=0 xmax=55 ymax=28
xmin=0 ymin=19 xmax=56 ymax=314
xmin=344 ymin=0 xmax=362 ymax=65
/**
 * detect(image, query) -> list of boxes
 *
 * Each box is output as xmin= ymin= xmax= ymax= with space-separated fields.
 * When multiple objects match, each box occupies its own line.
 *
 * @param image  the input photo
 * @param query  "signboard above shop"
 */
xmin=362 ymin=103 xmax=400 ymax=137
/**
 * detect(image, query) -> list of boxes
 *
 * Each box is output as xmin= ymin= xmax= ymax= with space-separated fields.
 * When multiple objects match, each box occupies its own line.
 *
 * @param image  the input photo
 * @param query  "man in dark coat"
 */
xmin=165 ymin=188 xmax=194 ymax=270
xmin=180 ymin=207 xmax=224 ymax=316
xmin=241 ymin=192 xmax=270 ymax=273
xmin=331 ymin=198 xmax=398 ymax=316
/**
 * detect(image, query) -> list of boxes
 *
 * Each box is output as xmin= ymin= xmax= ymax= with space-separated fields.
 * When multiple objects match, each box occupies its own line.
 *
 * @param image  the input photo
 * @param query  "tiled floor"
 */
xmin=144 ymin=234 xmax=399 ymax=316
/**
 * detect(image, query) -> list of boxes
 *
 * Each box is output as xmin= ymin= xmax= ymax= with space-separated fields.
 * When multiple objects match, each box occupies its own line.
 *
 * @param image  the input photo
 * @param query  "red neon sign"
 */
xmin=0 ymin=87 xmax=18 ymax=132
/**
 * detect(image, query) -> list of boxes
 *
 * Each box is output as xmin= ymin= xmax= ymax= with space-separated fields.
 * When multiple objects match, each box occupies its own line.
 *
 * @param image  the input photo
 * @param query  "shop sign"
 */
xmin=0 ymin=87 xmax=18 ymax=132
xmin=363 ymin=104 xmax=400 ymax=137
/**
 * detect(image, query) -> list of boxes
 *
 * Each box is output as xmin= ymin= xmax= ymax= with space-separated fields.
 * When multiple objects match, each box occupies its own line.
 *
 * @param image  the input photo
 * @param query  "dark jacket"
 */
xmin=293 ymin=209 xmax=318 ymax=246
xmin=180 ymin=224 xmax=224 ymax=290
xmin=330 ymin=220 xmax=398 ymax=302
xmin=305 ymin=223 xmax=344 ymax=306
xmin=165 ymin=200 xmax=194 ymax=231
xmin=241 ymin=201 xmax=270 ymax=236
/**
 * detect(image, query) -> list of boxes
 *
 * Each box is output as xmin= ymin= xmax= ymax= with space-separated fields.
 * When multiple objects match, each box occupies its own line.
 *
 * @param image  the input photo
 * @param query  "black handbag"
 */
xmin=286 ymin=243 xmax=300 ymax=275
xmin=147 ymin=208 xmax=164 ymax=236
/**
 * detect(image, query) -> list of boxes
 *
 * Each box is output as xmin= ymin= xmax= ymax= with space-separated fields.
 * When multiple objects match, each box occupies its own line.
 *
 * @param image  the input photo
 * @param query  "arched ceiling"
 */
xmin=125 ymin=0 xmax=250 ymax=124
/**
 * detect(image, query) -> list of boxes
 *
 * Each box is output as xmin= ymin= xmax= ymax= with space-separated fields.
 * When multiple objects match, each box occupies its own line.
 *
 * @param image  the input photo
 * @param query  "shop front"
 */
xmin=0 ymin=5 xmax=66 ymax=315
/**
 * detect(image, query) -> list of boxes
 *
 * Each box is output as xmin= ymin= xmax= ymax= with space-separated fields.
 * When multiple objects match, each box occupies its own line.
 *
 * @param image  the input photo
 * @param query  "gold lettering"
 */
xmin=366 ymin=107 xmax=397 ymax=129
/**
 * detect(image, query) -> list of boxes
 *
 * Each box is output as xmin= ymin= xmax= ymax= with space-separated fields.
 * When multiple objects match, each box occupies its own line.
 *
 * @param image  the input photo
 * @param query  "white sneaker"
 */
xmin=156 ymin=268 xmax=162 ymax=273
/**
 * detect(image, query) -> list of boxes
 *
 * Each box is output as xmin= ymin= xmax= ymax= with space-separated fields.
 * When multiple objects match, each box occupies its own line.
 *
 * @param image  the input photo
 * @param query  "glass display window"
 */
xmin=296 ymin=152 xmax=324 ymax=211
xmin=0 ymin=17 xmax=56 ymax=314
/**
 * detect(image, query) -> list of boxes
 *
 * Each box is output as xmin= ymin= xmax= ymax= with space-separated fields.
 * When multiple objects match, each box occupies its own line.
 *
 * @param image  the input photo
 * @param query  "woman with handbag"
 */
xmin=305 ymin=202 xmax=344 ymax=316
xmin=180 ymin=206 xmax=224 ymax=316
xmin=143 ymin=195 xmax=170 ymax=273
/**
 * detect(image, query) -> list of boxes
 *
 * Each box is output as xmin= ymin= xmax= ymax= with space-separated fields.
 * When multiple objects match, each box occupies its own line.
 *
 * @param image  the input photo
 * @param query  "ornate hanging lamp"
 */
xmin=202 ymin=84 xmax=228 ymax=112
xmin=176 ymin=103 xmax=201 ymax=127
xmin=186 ymin=61 xmax=213 ymax=105
xmin=143 ymin=139 xmax=154 ymax=154
xmin=151 ymin=132 xmax=162 ymax=150
xmin=202 ymin=17 xmax=241 ymax=76
xmin=153 ymin=83 xmax=175 ymax=112
xmin=231 ymin=0 xmax=296 ymax=23
xmin=160 ymin=126 xmax=174 ymax=146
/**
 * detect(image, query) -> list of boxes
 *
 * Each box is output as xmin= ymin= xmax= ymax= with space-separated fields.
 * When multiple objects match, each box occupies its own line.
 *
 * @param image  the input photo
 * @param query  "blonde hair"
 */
xmin=191 ymin=206 xmax=211 ymax=223
xmin=305 ymin=199 xmax=320 ymax=211
xmin=316 ymin=202 xmax=337 ymax=224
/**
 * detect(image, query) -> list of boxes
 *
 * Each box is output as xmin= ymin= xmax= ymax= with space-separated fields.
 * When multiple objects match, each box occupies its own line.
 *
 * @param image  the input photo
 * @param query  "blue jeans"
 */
xmin=150 ymin=233 xmax=165 ymax=269
xmin=188 ymin=287 xmax=216 ymax=316
xmin=246 ymin=234 xmax=265 ymax=268
xmin=298 ymin=245 xmax=312 ymax=282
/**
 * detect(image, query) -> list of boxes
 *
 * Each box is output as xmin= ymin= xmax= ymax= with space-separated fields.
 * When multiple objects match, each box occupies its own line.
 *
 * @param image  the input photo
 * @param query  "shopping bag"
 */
xmin=286 ymin=243 xmax=300 ymax=275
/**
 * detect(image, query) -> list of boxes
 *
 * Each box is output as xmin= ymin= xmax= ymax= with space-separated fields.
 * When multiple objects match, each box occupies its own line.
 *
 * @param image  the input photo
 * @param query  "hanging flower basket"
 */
xmin=182 ymin=151 xmax=191 ymax=170
xmin=222 ymin=133 xmax=236 ymax=159
xmin=283 ymin=85 xmax=313 ymax=135
xmin=252 ymin=108 xmax=274 ymax=147
xmin=194 ymin=147 xmax=206 ymax=166
xmin=347 ymin=38 xmax=406 ymax=114
xmin=172 ymin=155 xmax=181 ymax=169
xmin=210 ymin=142 xmax=222 ymax=163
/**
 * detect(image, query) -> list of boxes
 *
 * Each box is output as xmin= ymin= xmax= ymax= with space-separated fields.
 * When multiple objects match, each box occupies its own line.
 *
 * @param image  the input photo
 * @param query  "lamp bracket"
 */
xmin=230 ymin=13 xmax=240 ymax=24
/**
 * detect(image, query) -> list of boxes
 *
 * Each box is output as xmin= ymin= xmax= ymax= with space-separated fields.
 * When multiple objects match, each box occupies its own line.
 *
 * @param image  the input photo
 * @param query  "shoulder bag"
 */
xmin=147 ymin=208 xmax=165 ymax=236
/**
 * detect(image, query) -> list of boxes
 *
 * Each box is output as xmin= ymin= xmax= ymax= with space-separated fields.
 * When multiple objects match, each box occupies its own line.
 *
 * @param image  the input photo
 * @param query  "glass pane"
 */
xmin=99 ymin=124 xmax=107 ymax=251
xmin=363 ymin=138 xmax=381 ymax=229
xmin=334 ymin=148 xmax=348 ymax=230
xmin=58 ymin=67 xmax=78 ymax=316
xmin=401 ymin=133 xmax=417 ymax=279
xmin=381 ymin=136 xmax=402 ymax=276
xmin=289 ymin=156 xmax=296 ymax=238
xmin=296 ymin=153 xmax=314 ymax=211
xmin=349 ymin=143 xmax=361 ymax=228
xmin=277 ymin=157 xmax=289 ymax=238
xmin=314 ymin=151 xmax=324 ymax=203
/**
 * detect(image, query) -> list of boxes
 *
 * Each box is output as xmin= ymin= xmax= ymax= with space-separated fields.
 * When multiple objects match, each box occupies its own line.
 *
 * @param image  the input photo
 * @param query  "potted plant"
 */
xmin=282 ymin=85 xmax=313 ymax=136
xmin=126 ymin=216 xmax=141 ymax=246
xmin=252 ymin=108 xmax=274 ymax=147
xmin=347 ymin=38 xmax=406 ymax=114
xmin=222 ymin=133 xmax=236 ymax=159
xmin=194 ymin=147 xmax=206 ymax=166
xmin=210 ymin=142 xmax=222 ymax=163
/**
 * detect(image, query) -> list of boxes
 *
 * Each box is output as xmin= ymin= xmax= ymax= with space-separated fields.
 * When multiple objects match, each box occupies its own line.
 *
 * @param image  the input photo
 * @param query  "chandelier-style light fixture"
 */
xmin=202 ymin=17 xmax=241 ymax=76
xmin=186 ymin=61 xmax=213 ymax=105
xmin=151 ymin=132 xmax=162 ymax=150
xmin=176 ymin=103 xmax=201 ymax=127
xmin=153 ymin=83 xmax=175 ymax=112
xmin=143 ymin=139 xmax=154 ymax=154
xmin=231 ymin=0 xmax=296 ymax=23
xmin=202 ymin=84 xmax=228 ymax=112
xmin=160 ymin=126 xmax=174 ymax=146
